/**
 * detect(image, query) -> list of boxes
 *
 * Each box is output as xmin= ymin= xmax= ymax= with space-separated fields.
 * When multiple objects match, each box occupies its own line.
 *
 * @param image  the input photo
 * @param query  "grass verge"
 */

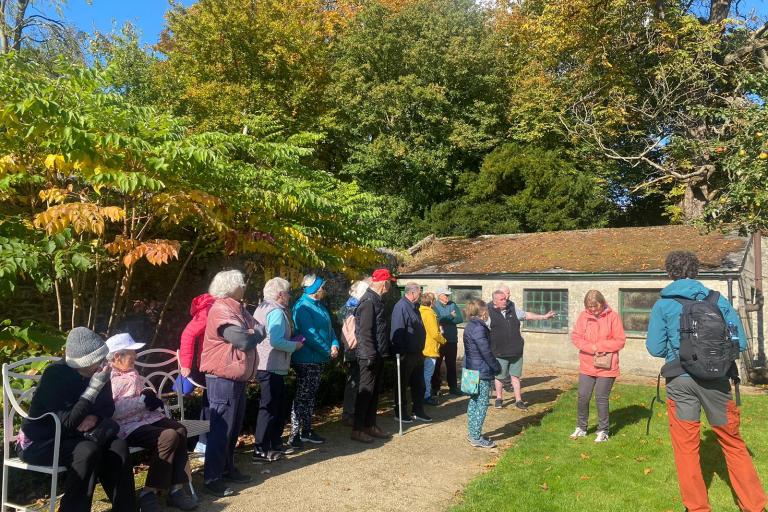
xmin=451 ymin=384 xmax=767 ymax=512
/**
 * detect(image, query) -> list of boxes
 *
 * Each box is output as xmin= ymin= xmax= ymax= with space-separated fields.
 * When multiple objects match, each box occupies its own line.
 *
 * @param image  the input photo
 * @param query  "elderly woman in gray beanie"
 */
xmin=17 ymin=327 xmax=137 ymax=512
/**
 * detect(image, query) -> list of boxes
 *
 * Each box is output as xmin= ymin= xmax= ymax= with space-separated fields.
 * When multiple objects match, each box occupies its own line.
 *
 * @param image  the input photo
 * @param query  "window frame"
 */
xmin=521 ymin=288 xmax=569 ymax=333
xmin=619 ymin=288 xmax=662 ymax=335
xmin=449 ymin=285 xmax=483 ymax=321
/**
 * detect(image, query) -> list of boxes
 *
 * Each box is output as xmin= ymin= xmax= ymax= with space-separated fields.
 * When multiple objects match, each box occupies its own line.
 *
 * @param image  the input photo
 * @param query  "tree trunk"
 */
xmin=708 ymin=0 xmax=731 ymax=24
xmin=107 ymin=265 xmax=124 ymax=333
xmin=151 ymin=237 xmax=200 ymax=347
xmin=108 ymin=266 xmax=134 ymax=335
xmin=53 ymin=279 xmax=63 ymax=331
xmin=680 ymin=180 xmax=709 ymax=221
xmin=88 ymin=258 xmax=103 ymax=330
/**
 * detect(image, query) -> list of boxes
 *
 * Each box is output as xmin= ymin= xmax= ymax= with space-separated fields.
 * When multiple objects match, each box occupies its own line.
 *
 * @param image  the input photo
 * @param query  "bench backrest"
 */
xmin=2 ymin=349 xmax=192 ymax=458
xmin=2 ymin=356 xmax=61 ymax=459
xmin=133 ymin=348 xmax=187 ymax=420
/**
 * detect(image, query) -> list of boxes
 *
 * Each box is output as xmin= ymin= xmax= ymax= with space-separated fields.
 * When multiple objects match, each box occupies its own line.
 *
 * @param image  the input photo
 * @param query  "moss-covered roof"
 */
xmin=400 ymin=226 xmax=749 ymax=275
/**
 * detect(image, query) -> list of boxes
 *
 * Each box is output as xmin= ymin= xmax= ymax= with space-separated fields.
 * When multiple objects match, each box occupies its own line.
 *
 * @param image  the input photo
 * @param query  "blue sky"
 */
xmin=58 ymin=0 xmax=194 ymax=45
xmin=54 ymin=0 xmax=768 ymax=47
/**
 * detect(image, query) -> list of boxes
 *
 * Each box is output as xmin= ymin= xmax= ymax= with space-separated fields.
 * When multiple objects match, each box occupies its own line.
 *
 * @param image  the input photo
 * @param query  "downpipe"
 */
xmin=745 ymin=232 xmax=767 ymax=383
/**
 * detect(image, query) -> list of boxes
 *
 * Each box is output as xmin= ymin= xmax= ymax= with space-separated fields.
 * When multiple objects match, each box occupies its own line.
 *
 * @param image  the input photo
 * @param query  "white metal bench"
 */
xmin=2 ymin=350 xmax=209 ymax=511
xmin=2 ymin=356 xmax=65 ymax=512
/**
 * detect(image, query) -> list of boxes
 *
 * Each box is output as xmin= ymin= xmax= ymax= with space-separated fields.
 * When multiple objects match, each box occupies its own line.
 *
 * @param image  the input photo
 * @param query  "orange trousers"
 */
xmin=668 ymin=399 xmax=767 ymax=512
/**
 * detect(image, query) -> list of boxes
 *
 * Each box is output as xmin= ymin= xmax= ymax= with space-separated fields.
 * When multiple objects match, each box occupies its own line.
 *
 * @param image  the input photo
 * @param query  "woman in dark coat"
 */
xmin=463 ymin=299 xmax=502 ymax=449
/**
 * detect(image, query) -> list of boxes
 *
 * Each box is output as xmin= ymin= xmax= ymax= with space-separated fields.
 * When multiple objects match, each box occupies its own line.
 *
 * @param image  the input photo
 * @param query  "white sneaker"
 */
xmin=594 ymin=431 xmax=609 ymax=443
xmin=569 ymin=427 xmax=587 ymax=439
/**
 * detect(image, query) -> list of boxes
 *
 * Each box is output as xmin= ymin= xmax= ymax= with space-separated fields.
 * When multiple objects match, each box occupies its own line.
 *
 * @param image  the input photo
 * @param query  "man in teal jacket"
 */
xmin=290 ymin=274 xmax=340 ymax=449
xmin=432 ymin=288 xmax=463 ymax=395
xmin=646 ymin=251 xmax=765 ymax=512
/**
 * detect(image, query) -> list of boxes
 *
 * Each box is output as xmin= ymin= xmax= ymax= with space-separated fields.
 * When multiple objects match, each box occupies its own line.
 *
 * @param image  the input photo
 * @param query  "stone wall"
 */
xmin=402 ymin=275 xmax=751 ymax=378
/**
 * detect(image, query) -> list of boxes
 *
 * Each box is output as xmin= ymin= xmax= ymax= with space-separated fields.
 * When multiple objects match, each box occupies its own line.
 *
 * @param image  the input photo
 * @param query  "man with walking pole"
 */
xmin=391 ymin=282 xmax=431 ymax=424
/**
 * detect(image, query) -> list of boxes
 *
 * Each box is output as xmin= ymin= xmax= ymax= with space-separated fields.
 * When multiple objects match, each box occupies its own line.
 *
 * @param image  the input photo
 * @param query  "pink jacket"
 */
xmin=571 ymin=306 xmax=626 ymax=378
xmin=179 ymin=293 xmax=215 ymax=370
xmin=110 ymin=367 xmax=166 ymax=439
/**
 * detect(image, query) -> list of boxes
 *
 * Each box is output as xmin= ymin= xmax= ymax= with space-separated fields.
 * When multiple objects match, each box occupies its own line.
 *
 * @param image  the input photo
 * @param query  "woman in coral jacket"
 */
xmin=178 ymin=293 xmax=215 ymax=455
xmin=570 ymin=290 xmax=626 ymax=443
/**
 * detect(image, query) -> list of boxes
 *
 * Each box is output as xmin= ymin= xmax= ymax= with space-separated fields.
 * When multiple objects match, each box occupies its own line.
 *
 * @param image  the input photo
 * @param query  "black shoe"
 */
xmin=138 ymin=491 xmax=162 ymax=512
xmin=412 ymin=412 xmax=432 ymax=422
xmin=425 ymin=396 xmax=439 ymax=406
xmin=515 ymin=400 xmax=529 ymax=411
xmin=252 ymin=449 xmax=273 ymax=464
xmin=494 ymin=398 xmax=503 ymax=409
xmin=222 ymin=467 xmax=251 ymax=483
xmin=448 ymin=388 xmax=462 ymax=396
xmin=274 ymin=443 xmax=295 ymax=455
xmin=167 ymin=489 xmax=198 ymax=510
xmin=204 ymin=480 xmax=234 ymax=497
xmin=289 ymin=436 xmax=304 ymax=451
xmin=300 ymin=430 xmax=326 ymax=444
xmin=394 ymin=413 xmax=413 ymax=423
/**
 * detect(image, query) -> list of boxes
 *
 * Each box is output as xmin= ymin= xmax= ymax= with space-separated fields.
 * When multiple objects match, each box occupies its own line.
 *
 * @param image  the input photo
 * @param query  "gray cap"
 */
xmin=65 ymin=327 xmax=108 ymax=369
xmin=436 ymin=287 xmax=452 ymax=295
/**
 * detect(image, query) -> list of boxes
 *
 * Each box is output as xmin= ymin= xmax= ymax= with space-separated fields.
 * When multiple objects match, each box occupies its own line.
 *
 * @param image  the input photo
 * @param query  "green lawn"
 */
xmin=452 ymin=384 xmax=767 ymax=512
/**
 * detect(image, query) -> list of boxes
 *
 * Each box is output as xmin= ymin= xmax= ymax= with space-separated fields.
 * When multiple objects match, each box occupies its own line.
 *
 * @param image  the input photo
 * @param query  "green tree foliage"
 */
xmin=495 ymin=0 xmax=768 ymax=224
xmin=0 ymin=54 xmax=382 ymax=341
xmin=153 ymin=0 xmax=343 ymax=133
xmin=331 ymin=0 xmax=505 ymax=211
xmin=422 ymin=144 xmax=611 ymax=237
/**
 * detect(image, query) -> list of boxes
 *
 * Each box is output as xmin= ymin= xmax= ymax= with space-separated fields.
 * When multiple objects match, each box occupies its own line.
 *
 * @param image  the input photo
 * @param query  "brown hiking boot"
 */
xmin=351 ymin=430 xmax=374 ymax=443
xmin=364 ymin=425 xmax=389 ymax=439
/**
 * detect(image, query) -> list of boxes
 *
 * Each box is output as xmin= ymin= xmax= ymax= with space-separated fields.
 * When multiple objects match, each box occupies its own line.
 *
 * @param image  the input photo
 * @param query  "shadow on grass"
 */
xmin=701 ymin=430 xmax=742 ymax=509
xmin=610 ymin=404 xmax=651 ymax=435
xmin=483 ymin=410 xmax=551 ymax=441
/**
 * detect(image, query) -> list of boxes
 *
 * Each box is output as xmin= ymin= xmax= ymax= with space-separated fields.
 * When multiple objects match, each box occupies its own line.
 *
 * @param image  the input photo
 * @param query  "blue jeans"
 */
xmin=423 ymin=357 xmax=437 ymax=399
xmin=467 ymin=379 xmax=492 ymax=440
xmin=204 ymin=376 xmax=246 ymax=482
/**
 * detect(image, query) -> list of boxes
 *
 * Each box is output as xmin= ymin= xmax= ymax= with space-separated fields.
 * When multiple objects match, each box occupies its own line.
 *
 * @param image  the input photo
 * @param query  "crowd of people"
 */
xmin=14 ymin=252 xmax=767 ymax=512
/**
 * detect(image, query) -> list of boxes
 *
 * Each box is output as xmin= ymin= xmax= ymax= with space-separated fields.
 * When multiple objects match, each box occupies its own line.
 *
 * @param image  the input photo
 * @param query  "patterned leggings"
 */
xmin=467 ymin=379 xmax=492 ymax=440
xmin=291 ymin=363 xmax=325 ymax=439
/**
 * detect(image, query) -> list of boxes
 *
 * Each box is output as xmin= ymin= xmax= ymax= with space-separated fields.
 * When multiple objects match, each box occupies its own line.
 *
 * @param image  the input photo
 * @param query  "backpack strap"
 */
xmin=704 ymin=290 xmax=721 ymax=305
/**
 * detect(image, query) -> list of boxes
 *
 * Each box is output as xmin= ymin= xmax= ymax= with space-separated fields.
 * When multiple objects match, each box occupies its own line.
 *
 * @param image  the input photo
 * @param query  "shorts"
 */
xmin=495 ymin=356 xmax=523 ymax=380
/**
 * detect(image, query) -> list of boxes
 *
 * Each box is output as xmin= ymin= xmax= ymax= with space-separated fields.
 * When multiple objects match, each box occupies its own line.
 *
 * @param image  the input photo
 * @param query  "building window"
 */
xmin=522 ymin=289 xmax=569 ymax=331
xmin=619 ymin=289 xmax=662 ymax=334
xmin=450 ymin=286 xmax=482 ymax=319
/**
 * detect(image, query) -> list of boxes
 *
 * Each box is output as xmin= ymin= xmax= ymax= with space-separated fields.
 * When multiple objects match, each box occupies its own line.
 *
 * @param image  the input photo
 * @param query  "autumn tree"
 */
xmin=153 ymin=0 xmax=346 ymax=134
xmin=495 ymin=0 xmax=768 ymax=225
xmin=0 ymin=54 xmax=383 ymax=340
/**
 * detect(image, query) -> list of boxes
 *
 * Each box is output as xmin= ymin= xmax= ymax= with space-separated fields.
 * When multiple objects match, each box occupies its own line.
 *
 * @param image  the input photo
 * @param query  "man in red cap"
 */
xmin=350 ymin=268 xmax=395 ymax=443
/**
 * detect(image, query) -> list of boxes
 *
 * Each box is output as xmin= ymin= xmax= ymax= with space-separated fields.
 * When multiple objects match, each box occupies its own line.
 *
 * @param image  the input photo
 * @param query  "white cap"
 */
xmin=437 ymin=287 xmax=452 ymax=295
xmin=105 ymin=332 xmax=146 ymax=355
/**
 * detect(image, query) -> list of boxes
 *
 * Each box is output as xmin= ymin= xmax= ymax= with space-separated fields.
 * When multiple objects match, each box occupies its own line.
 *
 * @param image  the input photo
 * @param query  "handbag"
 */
xmin=593 ymin=352 xmax=613 ymax=369
xmin=460 ymin=368 xmax=480 ymax=395
xmin=82 ymin=417 xmax=120 ymax=448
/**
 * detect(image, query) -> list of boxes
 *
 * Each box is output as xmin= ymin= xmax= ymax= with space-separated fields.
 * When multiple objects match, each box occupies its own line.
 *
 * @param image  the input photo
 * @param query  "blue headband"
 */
xmin=305 ymin=276 xmax=325 ymax=295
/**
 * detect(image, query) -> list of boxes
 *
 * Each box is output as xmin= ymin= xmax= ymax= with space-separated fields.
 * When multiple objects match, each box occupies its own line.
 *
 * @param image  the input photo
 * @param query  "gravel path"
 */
xmin=190 ymin=367 xmax=580 ymax=512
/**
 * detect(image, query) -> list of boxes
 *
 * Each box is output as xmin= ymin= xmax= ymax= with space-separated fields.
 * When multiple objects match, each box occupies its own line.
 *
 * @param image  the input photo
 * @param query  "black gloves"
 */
xmin=141 ymin=389 xmax=164 ymax=411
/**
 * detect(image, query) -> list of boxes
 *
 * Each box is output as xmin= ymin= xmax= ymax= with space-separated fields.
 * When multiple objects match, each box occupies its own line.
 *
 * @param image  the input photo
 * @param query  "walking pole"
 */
xmin=396 ymin=353 xmax=403 ymax=437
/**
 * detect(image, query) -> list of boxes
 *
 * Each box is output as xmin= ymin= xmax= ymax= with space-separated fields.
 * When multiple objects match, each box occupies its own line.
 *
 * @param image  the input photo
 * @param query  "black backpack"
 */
xmin=662 ymin=290 xmax=740 ymax=380
xmin=647 ymin=290 xmax=743 ymax=434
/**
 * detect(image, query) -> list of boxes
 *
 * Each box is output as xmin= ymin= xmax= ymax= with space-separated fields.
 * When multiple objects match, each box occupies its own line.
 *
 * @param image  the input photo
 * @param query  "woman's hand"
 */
xmin=591 ymin=344 xmax=598 ymax=353
xmin=180 ymin=367 xmax=191 ymax=377
xmin=77 ymin=414 xmax=99 ymax=432
xmin=141 ymin=389 xmax=164 ymax=411
xmin=331 ymin=346 xmax=340 ymax=359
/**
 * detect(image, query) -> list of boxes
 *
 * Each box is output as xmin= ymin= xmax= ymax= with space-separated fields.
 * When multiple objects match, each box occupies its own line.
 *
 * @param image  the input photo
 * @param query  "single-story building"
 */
xmin=397 ymin=225 xmax=766 ymax=381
